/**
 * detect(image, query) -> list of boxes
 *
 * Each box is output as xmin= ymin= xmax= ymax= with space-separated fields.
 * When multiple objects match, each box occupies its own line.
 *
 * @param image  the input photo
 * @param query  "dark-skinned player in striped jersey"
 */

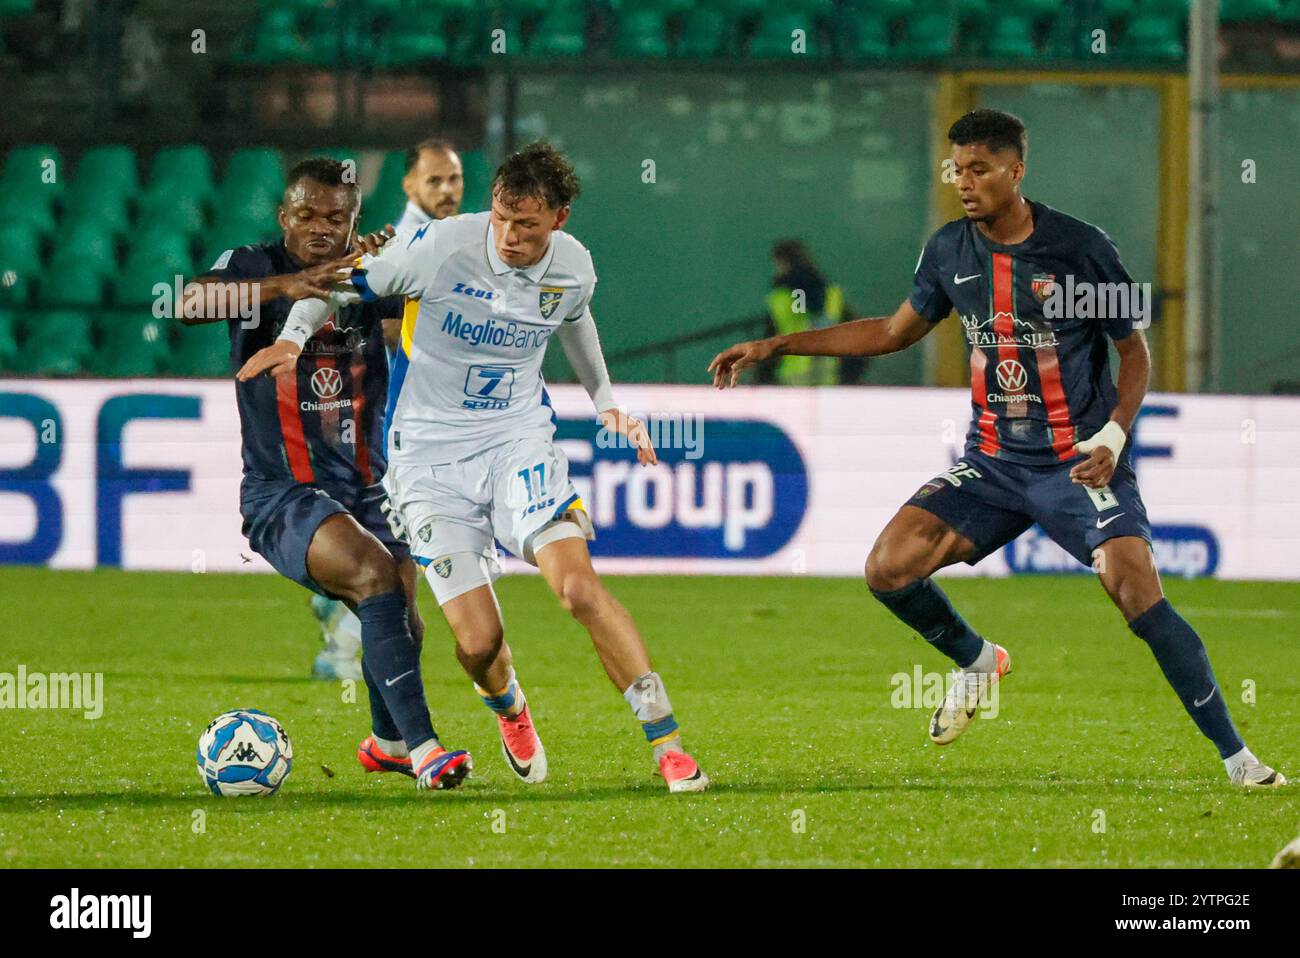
xmin=180 ymin=157 xmax=472 ymax=791
xmin=709 ymin=109 xmax=1284 ymax=788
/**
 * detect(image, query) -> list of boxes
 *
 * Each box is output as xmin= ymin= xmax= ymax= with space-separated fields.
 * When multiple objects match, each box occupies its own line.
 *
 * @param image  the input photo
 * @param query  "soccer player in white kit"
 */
xmin=245 ymin=143 xmax=709 ymax=793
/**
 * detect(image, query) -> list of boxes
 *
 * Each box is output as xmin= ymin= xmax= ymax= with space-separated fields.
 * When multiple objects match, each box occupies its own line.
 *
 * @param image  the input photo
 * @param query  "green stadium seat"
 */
xmin=899 ymin=11 xmax=954 ymax=58
xmin=854 ymin=0 xmax=914 ymax=16
xmin=528 ymin=5 xmax=587 ymax=56
xmin=614 ymin=9 xmax=670 ymax=57
xmin=0 ymin=188 xmax=56 ymax=236
xmin=39 ymin=253 xmax=107 ymax=308
xmin=61 ymin=221 xmax=119 ymax=279
xmin=248 ymin=10 xmax=309 ymax=64
xmin=1220 ymin=0 xmax=1281 ymax=20
xmin=114 ymin=243 xmax=192 ymax=307
xmin=0 ymin=270 xmax=31 ymax=307
xmin=171 ymin=320 xmax=233 ymax=378
xmin=0 ymin=0 xmax=37 ymax=17
xmin=987 ymin=15 xmax=1037 ymax=57
xmin=135 ymin=190 xmax=208 ymax=236
xmin=842 ymin=11 xmax=893 ymax=59
xmin=144 ymin=146 xmax=214 ymax=197
xmin=210 ymin=190 xmax=279 ymax=233
xmin=0 ymin=308 xmax=17 ymax=370
xmin=0 ymin=223 xmax=44 ymax=275
xmin=676 ymin=7 xmax=731 ymax=57
xmin=76 ymin=145 xmax=139 ymax=196
xmin=222 ymin=148 xmax=285 ymax=199
xmin=94 ymin=314 xmax=173 ymax=377
xmin=61 ymin=186 xmax=132 ymax=236
xmin=1124 ymin=13 xmax=1185 ymax=60
xmin=3 ymin=144 xmax=63 ymax=195
xmin=749 ymin=12 xmax=822 ymax=57
xmin=25 ymin=310 xmax=94 ymax=376
xmin=1280 ymin=0 xmax=1300 ymax=20
xmin=378 ymin=21 xmax=449 ymax=65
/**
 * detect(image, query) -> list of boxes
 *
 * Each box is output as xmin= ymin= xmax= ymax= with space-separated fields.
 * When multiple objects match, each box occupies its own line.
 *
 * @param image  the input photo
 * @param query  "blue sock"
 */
xmin=1129 ymin=599 xmax=1244 ymax=759
xmin=357 ymin=591 xmax=435 ymax=750
xmin=870 ymin=578 xmax=985 ymax=668
xmin=361 ymin=656 xmax=402 ymax=743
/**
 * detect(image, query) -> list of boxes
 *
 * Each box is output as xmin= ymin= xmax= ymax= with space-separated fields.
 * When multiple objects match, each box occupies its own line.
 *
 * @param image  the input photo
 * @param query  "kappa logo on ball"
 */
xmin=433 ymin=557 xmax=452 ymax=578
xmin=310 ymin=367 xmax=342 ymax=399
xmin=995 ymin=359 xmax=1028 ymax=393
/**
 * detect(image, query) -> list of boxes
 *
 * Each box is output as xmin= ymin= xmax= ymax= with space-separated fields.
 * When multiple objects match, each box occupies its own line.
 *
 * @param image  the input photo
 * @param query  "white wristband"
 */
xmin=1076 ymin=420 xmax=1127 ymax=462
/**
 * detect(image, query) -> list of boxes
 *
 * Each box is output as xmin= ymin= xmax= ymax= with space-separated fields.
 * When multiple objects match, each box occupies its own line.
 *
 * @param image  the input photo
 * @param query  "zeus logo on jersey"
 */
xmin=451 ymin=282 xmax=495 ymax=300
xmin=554 ymin=417 xmax=807 ymax=558
xmin=441 ymin=311 xmax=553 ymax=350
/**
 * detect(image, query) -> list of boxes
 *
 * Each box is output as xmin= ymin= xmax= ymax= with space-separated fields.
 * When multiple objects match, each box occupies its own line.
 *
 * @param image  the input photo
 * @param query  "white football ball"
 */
xmin=196 ymin=709 xmax=293 ymax=797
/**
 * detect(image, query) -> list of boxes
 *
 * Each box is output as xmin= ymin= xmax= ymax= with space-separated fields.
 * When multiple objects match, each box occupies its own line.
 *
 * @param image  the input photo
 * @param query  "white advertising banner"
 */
xmin=2 ymin=379 xmax=1297 ymax=580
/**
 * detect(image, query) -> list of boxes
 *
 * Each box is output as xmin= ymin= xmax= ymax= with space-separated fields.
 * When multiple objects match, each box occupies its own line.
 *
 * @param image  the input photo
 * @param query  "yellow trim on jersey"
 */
xmin=400 ymin=297 xmax=419 ymax=357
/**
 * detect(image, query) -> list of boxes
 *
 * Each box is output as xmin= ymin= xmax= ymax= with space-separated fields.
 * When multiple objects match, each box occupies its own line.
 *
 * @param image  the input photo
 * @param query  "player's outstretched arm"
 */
xmin=178 ymin=258 xmax=353 ymax=326
xmin=556 ymin=308 xmax=657 ymax=466
xmin=234 ymin=298 xmax=333 ymax=381
xmin=709 ymin=299 xmax=932 ymax=388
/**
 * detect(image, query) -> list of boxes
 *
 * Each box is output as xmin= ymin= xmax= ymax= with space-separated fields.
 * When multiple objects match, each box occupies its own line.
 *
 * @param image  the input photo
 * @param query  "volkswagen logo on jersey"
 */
xmin=553 ymin=416 xmax=808 ymax=559
xmin=538 ymin=287 xmax=564 ymax=320
xmin=995 ymin=359 xmax=1028 ymax=393
xmin=310 ymin=367 xmax=343 ymax=399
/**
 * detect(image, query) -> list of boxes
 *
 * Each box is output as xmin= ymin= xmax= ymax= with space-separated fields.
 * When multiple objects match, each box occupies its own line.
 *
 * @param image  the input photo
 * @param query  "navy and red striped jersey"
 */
xmin=909 ymin=200 xmax=1138 ymax=466
xmin=205 ymin=241 xmax=403 ymax=490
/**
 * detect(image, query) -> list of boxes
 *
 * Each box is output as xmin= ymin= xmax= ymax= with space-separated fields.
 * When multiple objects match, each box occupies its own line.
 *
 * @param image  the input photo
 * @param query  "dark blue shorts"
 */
xmin=240 ymin=478 xmax=409 ymax=598
xmin=906 ymin=448 xmax=1152 ymax=567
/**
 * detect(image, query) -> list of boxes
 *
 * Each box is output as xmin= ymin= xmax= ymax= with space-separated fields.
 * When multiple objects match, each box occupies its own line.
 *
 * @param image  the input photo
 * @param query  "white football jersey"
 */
xmin=338 ymin=210 xmax=597 ymax=465
xmin=393 ymin=200 xmax=432 ymax=232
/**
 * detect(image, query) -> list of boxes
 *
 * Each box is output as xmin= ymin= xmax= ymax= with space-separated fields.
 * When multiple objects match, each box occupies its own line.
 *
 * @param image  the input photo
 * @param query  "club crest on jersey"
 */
xmin=1031 ymin=272 xmax=1057 ymax=303
xmin=417 ymin=522 xmax=433 ymax=544
xmin=538 ymin=287 xmax=565 ymax=320
xmin=433 ymin=557 xmax=452 ymax=578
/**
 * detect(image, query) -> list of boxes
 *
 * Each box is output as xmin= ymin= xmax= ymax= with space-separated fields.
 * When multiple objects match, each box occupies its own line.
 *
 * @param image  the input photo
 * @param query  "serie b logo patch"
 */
xmin=538 ymin=287 xmax=564 ymax=320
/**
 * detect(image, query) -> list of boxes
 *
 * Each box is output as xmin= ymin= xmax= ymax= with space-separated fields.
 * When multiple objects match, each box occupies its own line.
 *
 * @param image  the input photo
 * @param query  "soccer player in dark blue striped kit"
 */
xmin=710 ymin=109 xmax=1284 ymax=788
xmin=181 ymin=157 xmax=472 ymax=790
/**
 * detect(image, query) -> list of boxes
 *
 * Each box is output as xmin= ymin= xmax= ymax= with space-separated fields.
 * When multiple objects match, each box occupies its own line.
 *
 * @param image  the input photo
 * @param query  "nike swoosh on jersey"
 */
xmin=1193 ymin=688 xmax=1216 ymax=708
xmin=954 ymin=273 xmax=982 ymax=284
xmin=1096 ymin=513 xmax=1126 ymax=529
xmin=385 ymin=669 xmax=415 ymax=687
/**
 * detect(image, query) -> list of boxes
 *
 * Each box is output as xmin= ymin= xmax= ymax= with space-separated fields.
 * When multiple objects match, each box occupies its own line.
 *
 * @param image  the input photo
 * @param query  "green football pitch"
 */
xmin=0 ymin=567 xmax=1295 ymax=868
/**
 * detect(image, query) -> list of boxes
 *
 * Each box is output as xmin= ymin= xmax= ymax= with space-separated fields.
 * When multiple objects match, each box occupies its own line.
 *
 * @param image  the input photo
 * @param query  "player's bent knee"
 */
xmin=865 ymin=541 xmax=915 ymax=593
xmin=558 ymin=573 xmax=606 ymax=621
xmin=348 ymin=552 xmax=403 ymax=603
xmin=454 ymin=624 xmax=505 ymax=672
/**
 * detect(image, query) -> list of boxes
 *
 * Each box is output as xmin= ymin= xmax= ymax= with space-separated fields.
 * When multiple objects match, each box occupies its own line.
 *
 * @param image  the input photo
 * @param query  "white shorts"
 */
xmin=383 ymin=435 xmax=593 ymax=585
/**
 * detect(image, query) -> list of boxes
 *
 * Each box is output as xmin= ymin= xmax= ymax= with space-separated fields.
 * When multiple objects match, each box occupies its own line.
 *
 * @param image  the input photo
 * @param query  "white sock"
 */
xmin=1224 ymin=745 xmax=1255 ymax=775
xmin=964 ymin=640 xmax=998 ymax=674
xmin=373 ymin=735 xmax=407 ymax=758
xmin=410 ymin=739 xmax=443 ymax=773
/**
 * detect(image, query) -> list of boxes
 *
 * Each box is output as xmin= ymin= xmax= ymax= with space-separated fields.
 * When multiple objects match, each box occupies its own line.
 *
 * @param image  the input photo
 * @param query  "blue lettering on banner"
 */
xmin=96 ymin=394 xmax=201 ymax=566
xmin=1004 ymin=524 xmax=1219 ymax=578
xmin=554 ymin=417 xmax=808 ymax=559
xmin=0 ymin=393 xmax=63 ymax=564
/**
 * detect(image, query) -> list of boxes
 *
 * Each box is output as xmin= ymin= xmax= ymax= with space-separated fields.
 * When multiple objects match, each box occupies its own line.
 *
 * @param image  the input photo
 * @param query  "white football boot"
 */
xmin=929 ymin=644 xmax=1012 ymax=745
xmin=1229 ymin=756 xmax=1287 ymax=789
